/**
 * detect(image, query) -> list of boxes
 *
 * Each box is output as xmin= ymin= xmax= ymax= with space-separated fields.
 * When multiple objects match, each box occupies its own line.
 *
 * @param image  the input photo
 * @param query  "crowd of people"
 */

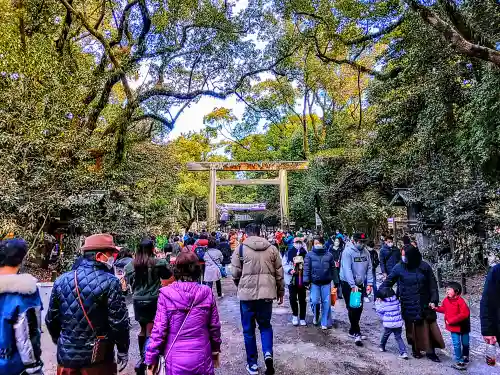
xmin=0 ymin=227 xmax=500 ymax=375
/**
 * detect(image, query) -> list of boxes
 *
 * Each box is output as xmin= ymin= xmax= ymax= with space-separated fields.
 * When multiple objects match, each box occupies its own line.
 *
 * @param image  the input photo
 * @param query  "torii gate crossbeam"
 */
xmin=186 ymin=161 xmax=308 ymax=230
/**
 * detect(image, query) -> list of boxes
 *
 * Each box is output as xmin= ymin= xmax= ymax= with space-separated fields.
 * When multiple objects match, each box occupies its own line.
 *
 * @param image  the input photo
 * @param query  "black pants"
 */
xmin=288 ymin=285 xmax=307 ymax=320
xmin=205 ymin=280 xmax=222 ymax=297
xmin=341 ymin=281 xmax=365 ymax=335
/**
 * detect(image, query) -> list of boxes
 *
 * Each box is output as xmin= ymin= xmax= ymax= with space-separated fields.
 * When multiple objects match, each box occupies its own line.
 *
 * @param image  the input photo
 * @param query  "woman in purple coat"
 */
xmin=145 ymin=251 xmax=222 ymax=375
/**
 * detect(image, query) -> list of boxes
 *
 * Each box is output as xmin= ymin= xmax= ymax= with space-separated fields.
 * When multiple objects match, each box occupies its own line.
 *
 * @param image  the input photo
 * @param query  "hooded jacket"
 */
xmin=45 ymin=258 xmax=130 ymax=368
xmin=282 ymin=246 xmax=307 ymax=286
xmin=380 ymin=250 xmax=439 ymax=322
xmin=303 ymin=246 xmax=335 ymax=285
xmin=481 ymin=264 xmax=500 ymax=338
xmin=231 ymin=236 xmax=284 ymax=301
xmin=0 ymin=274 xmax=43 ymax=375
xmin=145 ymin=282 xmax=221 ymax=375
xmin=339 ymin=242 xmax=373 ymax=287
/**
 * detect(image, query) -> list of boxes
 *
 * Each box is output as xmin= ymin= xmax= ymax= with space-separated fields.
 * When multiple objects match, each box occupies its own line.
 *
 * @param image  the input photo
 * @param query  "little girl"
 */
xmin=431 ymin=282 xmax=470 ymax=371
xmin=375 ymin=287 xmax=409 ymax=359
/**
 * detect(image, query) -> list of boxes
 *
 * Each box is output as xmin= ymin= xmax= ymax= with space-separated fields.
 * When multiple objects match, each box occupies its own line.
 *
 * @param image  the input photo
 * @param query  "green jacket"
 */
xmin=125 ymin=258 xmax=167 ymax=301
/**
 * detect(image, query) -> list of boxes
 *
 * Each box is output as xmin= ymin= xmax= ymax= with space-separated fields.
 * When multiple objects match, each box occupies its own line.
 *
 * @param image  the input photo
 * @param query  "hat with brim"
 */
xmin=81 ymin=234 xmax=120 ymax=253
xmin=293 ymin=237 xmax=303 ymax=243
xmin=353 ymin=232 xmax=368 ymax=242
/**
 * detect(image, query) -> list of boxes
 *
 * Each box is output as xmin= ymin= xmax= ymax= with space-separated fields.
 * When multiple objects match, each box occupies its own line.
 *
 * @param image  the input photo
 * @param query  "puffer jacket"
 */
xmin=45 ymin=258 xmax=130 ymax=368
xmin=375 ymin=296 xmax=404 ymax=329
xmin=145 ymin=282 xmax=221 ymax=375
xmin=231 ymin=236 xmax=284 ymax=301
xmin=0 ymin=274 xmax=43 ymax=375
xmin=125 ymin=257 xmax=168 ymax=302
xmin=380 ymin=244 xmax=401 ymax=275
xmin=303 ymin=246 xmax=335 ymax=285
xmin=380 ymin=261 xmax=439 ymax=322
xmin=203 ymin=248 xmax=223 ymax=283
xmin=435 ymin=296 xmax=470 ymax=333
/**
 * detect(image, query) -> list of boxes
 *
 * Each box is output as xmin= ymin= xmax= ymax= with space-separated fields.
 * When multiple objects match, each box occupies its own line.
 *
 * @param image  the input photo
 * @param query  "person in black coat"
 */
xmin=380 ymin=245 xmax=444 ymax=362
xmin=45 ymin=234 xmax=130 ymax=374
xmin=217 ymin=236 xmax=232 ymax=267
xmin=480 ymin=263 xmax=500 ymax=346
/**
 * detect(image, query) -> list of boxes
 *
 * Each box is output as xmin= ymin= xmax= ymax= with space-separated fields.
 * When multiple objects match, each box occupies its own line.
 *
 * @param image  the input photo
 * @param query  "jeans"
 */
xmin=288 ymin=285 xmax=307 ymax=320
xmin=205 ymin=280 xmax=222 ymax=297
xmin=341 ymin=281 xmax=365 ymax=335
xmin=451 ymin=333 xmax=470 ymax=362
xmin=240 ymin=300 xmax=273 ymax=366
xmin=381 ymin=327 xmax=407 ymax=355
xmin=310 ymin=283 xmax=332 ymax=327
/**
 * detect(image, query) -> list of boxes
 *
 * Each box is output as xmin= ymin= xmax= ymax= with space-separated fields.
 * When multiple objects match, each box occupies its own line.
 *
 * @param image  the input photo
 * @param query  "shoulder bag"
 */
xmin=74 ymin=271 xmax=112 ymax=364
xmin=206 ymin=249 xmax=227 ymax=278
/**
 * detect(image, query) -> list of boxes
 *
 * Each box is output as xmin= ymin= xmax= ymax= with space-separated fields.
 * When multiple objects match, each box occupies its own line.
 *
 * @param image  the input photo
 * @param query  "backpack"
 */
xmin=195 ymin=246 xmax=207 ymax=261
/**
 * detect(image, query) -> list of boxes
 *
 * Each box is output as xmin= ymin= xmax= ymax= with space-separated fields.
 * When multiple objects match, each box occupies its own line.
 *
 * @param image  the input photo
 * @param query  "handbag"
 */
xmin=207 ymin=249 xmax=227 ymax=278
xmin=74 ymin=271 xmax=112 ymax=364
xmin=349 ymin=290 xmax=362 ymax=309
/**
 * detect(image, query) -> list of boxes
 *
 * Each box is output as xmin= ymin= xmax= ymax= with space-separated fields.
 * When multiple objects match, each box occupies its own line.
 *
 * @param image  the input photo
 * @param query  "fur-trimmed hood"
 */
xmin=0 ymin=273 xmax=38 ymax=295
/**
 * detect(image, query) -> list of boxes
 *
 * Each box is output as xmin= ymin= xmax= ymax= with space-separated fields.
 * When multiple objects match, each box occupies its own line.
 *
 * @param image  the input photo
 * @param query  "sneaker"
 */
xmin=321 ymin=325 xmax=328 ymax=330
xmin=218 ymin=294 xmax=224 ymax=299
xmin=292 ymin=316 xmax=299 ymax=326
xmin=400 ymin=353 xmax=409 ymax=360
xmin=452 ymin=362 xmax=466 ymax=371
xmin=300 ymin=320 xmax=307 ymax=326
xmin=379 ymin=346 xmax=386 ymax=352
xmin=354 ymin=334 xmax=363 ymax=347
xmin=264 ymin=352 xmax=274 ymax=375
xmin=359 ymin=334 xmax=367 ymax=340
xmin=462 ymin=356 xmax=469 ymax=364
xmin=348 ymin=333 xmax=356 ymax=339
xmin=246 ymin=364 xmax=259 ymax=375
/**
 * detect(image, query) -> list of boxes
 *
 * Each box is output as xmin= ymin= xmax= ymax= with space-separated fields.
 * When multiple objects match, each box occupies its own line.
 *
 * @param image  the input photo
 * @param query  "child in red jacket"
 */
xmin=431 ymin=282 xmax=470 ymax=371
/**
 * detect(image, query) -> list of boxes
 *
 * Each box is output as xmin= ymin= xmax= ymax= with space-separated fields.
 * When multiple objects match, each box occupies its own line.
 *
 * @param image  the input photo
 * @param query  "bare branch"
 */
xmin=343 ymin=17 xmax=405 ymax=45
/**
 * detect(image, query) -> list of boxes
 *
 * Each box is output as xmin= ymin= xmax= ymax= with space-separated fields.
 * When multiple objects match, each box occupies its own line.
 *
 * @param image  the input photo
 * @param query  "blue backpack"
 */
xmin=195 ymin=246 xmax=207 ymax=261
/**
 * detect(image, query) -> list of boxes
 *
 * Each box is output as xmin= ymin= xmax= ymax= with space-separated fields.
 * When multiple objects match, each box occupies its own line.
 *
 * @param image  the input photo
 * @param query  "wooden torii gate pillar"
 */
xmin=186 ymin=161 xmax=309 ymax=230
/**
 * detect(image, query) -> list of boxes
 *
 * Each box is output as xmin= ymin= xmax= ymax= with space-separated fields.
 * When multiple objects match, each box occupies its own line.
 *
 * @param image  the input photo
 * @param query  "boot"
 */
xmin=135 ymin=335 xmax=146 ymax=375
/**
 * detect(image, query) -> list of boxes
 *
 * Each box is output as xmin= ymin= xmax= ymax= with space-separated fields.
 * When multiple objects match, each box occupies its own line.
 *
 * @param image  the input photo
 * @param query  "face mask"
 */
xmin=355 ymin=243 xmax=364 ymax=250
xmin=314 ymin=245 xmax=323 ymax=249
xmin=334 ymin=240 xmax=340 ymax=247
xmin=387 ymin=242 xmax=393 ymax=248
xmin=293 ymin=243 xmax=302 ymax=250
xmin=101 ymin=254 xmax=115 ymax=269
xmin=401 ymin=256 xmax=407 ymax=263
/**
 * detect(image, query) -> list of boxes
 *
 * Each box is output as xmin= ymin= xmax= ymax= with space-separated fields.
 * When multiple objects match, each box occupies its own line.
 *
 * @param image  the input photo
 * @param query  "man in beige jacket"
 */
xmin=232 ymin=224 xmax=284 ymax=375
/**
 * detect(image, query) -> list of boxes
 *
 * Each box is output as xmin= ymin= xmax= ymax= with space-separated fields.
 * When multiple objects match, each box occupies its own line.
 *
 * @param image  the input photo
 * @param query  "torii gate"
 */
xmin=186 ymin=161 xmax=309 ymax=230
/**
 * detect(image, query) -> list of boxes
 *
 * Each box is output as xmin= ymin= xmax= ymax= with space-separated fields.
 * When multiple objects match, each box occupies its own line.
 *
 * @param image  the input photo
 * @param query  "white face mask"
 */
xmin=387 ymin=242 xmax=393 ymax=248
xmin=101 ymin=254 xmax=115 ymax=269
xmin=293 ymin=243 xmax=302 ymax=250
xmin=401 ymin=255 xmax=407 ymax=263
xmin=334 ymin=240 xmax=340 ymax=247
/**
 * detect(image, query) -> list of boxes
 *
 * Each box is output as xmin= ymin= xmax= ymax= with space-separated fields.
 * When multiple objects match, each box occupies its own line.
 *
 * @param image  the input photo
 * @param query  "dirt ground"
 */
xmin=41 ymin=277 xmax=497 ymax=375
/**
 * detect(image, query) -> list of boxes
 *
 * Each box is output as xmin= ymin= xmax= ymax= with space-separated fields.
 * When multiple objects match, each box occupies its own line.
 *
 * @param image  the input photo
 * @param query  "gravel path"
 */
xmin=40 ymin=278 xmax=497 ymax=375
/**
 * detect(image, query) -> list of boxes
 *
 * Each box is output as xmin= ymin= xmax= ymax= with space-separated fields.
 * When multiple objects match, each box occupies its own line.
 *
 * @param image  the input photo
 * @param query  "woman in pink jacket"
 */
xmin=145 ymin=251 xmax=222 ymax=375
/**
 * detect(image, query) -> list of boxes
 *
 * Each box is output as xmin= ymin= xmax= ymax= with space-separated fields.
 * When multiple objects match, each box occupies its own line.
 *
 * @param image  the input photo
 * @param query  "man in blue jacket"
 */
xmin=0 ymin=239 xmax=43 ymax=375
xmin=480 ymin=263 xmax=500 ymax=347
xmin=379 ymin=236 xmax=401 ymax=279
xmin=46 ymin=234 xmax=130 ymax=375
xmin=340 ymin=233 xmax=373 ymax=346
